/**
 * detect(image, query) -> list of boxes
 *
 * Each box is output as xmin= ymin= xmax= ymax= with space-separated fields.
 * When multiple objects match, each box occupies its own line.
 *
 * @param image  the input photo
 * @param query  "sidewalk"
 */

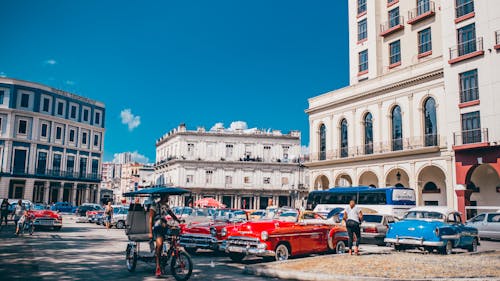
xmin=243 ymin=250 xmax=500 ymax=281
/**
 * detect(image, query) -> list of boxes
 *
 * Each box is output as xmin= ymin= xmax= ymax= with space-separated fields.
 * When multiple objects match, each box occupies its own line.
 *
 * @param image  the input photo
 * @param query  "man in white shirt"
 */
xmin=343 ymin=200 xmax=363 ymax=255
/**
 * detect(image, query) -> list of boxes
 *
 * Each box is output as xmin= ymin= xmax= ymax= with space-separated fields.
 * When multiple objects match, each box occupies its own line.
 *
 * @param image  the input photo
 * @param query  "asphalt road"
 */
xmin=1 ymin=215 xmax=499 ymax=281
xmin=0 ymin=215 xmax=284 ymax=281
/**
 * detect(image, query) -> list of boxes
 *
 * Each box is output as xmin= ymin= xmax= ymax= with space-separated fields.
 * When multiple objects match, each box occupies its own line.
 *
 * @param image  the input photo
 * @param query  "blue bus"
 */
xmin=306 ymin=186 xmax=416 ymax=218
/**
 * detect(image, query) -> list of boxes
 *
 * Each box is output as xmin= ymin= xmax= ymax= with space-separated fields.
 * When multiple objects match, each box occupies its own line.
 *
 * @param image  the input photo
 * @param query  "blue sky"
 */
xmin=0 ymin=0 xmax=349 ymax=163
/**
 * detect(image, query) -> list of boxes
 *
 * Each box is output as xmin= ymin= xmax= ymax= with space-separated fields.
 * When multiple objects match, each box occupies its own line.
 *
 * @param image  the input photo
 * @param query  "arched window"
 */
xmin=391 ymin=106 xmax=403 ymax=151
xmin=424 ymin=97 xmax=437 ymax=146
xmin=340 ymin=119 xmax=348 ymax=158
xmin=319 ymin=124 xmax=326 ymax=160
xmin=423 ymin=182 xmax=439 ymax=193
xmin=364 ymin=113 xmax=373 ymax=154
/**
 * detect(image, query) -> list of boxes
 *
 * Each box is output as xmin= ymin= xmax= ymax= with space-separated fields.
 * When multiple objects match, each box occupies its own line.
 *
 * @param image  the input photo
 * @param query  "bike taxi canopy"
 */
xmin=123 ymin=186 xmax=190 ymax=197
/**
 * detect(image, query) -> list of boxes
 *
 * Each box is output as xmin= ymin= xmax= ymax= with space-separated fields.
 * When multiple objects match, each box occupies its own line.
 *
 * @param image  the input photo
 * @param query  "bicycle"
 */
xmin=18 ymin=213 xmax=35 ymax=236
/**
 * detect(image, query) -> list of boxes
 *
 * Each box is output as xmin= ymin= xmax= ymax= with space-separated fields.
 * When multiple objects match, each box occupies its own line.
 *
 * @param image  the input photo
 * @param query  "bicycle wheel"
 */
xmin=170 ymin=251 xmax=193 ymax=281
xmin=125 ymin=244 xmax=137 ymax=272
xmin=29 ymin=223 xmax=34 ymax=235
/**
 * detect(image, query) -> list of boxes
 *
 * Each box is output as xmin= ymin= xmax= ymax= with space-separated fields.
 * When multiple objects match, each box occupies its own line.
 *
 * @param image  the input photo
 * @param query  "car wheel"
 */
xmin=228 ymin=253 xmax=245 ymax=262
xmin=440 ymin=240 xmax=453 ymax=255
xmin=116 ymin=220 xmax=125 ymax=229
xmin=275 ymin=244 xmax=290 ymax=261
xmin=126 ymin=245 xmax=137 ymax=272
xmin=467 ymin=238 xmax=478 ymax=252
xmin=394 ymin=245 xmax=405 ymax=252
xmin=335 ymin=241 xmax=346 ymax=254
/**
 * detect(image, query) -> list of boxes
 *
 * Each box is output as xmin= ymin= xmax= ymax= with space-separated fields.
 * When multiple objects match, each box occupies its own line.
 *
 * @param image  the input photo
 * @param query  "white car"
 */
xmin=466 ymin=212 xmax=500 ymax=240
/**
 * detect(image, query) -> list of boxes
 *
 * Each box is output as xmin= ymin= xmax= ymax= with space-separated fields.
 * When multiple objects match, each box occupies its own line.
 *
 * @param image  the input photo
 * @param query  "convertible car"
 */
xmin=223 ymin=208 xmax=348 ymax=262
xmin=31 ymin=208 xmax=63 ymax=230
xmin=384 ymin=206 xmax=479 ymax=254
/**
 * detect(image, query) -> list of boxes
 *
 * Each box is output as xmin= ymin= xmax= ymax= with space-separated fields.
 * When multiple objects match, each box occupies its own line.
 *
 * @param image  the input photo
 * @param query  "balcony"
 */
xmin=448 ymin=37 xmax=484 ymax=64
xmin=408 ymin=1 xmax=435 ymax=25
xmin=459 ymin=88 xmax=479 ymax=104
xmin=380 ymin=16 xmax=405 ymax=37
xmin=0 ymin=167 xmax=102 ymax=182
xmin=453 ymin=128 xmax=489 ymax=150
xmin=307 ymin=134 xmax=441 ymax=163
xmin=495 ymin=30 xmax=500 ymax=50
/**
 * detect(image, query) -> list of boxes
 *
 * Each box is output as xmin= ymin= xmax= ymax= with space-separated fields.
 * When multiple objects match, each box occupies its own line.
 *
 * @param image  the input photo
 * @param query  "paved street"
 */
xmin=1 ymin=215 xmax=499 ymax=281
xmin=0 ymin=215 xmax=284 ymax=281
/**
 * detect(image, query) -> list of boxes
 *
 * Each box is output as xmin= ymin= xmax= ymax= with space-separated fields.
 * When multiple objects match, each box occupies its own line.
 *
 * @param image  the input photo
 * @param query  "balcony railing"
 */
xmin=449 ymin=37 xmax=484 ymax=64
xmin=453 ymin=128 xmax=488 ymax=146
xmin=460 ymin=87 xmax=479 ymax=103
xmin=380 ymin=16 xmax=404 ymax=37
xmin=1 ymin=167 xmax=102 ymax=182
xmin=307 ymin=134 xmax=441 ymax=162
xmin=408 ymin=1 xmax=435 ymax=24
xmin=495 ymin=31 xmax=500 ymax=49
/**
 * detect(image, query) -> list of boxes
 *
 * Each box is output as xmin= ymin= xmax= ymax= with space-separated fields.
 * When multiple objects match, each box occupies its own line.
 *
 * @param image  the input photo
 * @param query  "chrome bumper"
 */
xmin=225 ymin=244 xmax=275 ymax=257
xmin=180 ymin=234 xmax=220 ymax=250
xmin=384 ymin=237 xmax=444 ymax=247
xmin=34 ymin=219 xmax=62 ymax=226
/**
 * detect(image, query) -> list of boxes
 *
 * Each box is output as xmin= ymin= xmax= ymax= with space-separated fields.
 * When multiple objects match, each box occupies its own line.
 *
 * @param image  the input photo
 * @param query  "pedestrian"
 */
xmin=343 ymin=199 xmax=363 ymax=255
xmin=1 ymin=199 xmax=9 ymax=227
xmin=14 ymin=200 xmax=26 ymax=235
xmin=104 ymin=202 xmax=113 ymax=230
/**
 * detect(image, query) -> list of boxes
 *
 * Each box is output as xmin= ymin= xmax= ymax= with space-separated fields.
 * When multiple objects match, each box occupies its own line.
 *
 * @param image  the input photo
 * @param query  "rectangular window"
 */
xmin=0 ymin=90 xmax=4 ymax=105
xmin=95 ymin=112 xmax=101 ymax=125
xmin=459 ymin=69 xmax=479 ymax=103
xmin=20 ymin=93 xmax=30 ymax=108
xmin=79 ymin=157 xmax=87 ymax=175
xmin=456 ymin=0 xmax=474 ymax=18
xmin=53 ymin=154 xmax=62 ymax=172
xmin=93 ymin=134 xmax=99 ymax=147
xmin=417 ymin=0 xmax=431 ymax=15
xmin=357 ymin=0 xmax=367 ymax=15
xmin=83 ymin=109 xmax=89 ymax=122
xmin=41 ymin=123 xmax=48 ymax=138
xmin=358 ymin=50 xmax=368 ymax=72
xmin=225 ymin=175 xmax=232 ymax=185
xmin=263 ymin=177 xmax=271 ymax=184
xmin=67 ymin=155 xmax=75 ymax=173
xmin=418 ymin=28 xmax=432 ymax=54
xmin=389 ymin=7 xmax=400 ymax=28
xmin=55 ymin=126 xmax=63 ymax=140
xmin=358 ymin=19 xmax=367 ymax=41
xmin=186 ymin=175 xmax=194 ymax=184
xmin=187 ymin=143 xmax=194 ymax=156
xmin=70 ymin=105 xmax=77 ymax=119
xmin=244 ymin=176 xmax=251 ymax=184
xmin=18 ymin=120 xmax=27 ymax=135
xmin=457 ymin=23 xmax=477 ymax=56
xmin=57 ymin=101 xmax=64 ymax=116
xmin=36 ymin=151 xmax=47 ymax=174
xmin=13 ymin=149 xmax=27 ymax=174
xmin=281 ymin=177 xmax=289 ymax=185
xmin=225 ymin=144 xmax=233 ymax=158
xmin=461 ymin=111 xmax=481 ymax=144
xmin=205 ymin=170 xmax=213 ymax=184
xmin=69 ymin=129 xmax=76 ymax=142
xmin=91 ymin=159 xmax=99 ymax=174
xmin=389 ymin=40 xmax=401 ymax=65
xmin=82 ymin=132 xmax=88 ymax=145
xmin=42 ymin=98 xmax=50 ymax=112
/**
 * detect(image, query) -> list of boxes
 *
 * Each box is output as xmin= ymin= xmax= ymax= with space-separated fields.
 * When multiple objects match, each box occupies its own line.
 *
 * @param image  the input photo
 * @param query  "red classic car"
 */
xmin=30 ymin=209 xmax=63 ymax=230
xmin=180 ymin=209 xmax=249 ymax=254
xmin=223 ymin=209 xmax=348 ymax=262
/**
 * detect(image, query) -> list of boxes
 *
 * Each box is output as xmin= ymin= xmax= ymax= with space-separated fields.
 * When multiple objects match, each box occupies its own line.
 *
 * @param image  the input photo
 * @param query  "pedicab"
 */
xmin=123 ymin=186 xmax=193 ymax=281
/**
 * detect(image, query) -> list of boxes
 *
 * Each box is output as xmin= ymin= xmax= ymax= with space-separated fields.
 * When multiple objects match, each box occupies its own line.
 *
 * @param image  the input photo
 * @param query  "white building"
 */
xmin=306 ymin=0 xmax=500 ymax=216
xmin=154 ymin=123 xmax=307 ymax=209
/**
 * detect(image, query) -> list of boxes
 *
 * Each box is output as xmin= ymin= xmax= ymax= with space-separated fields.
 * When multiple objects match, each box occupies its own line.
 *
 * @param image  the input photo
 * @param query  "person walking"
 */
xmin=104 ymin=202 xmax=113 ymax=230
xmin=1 ymin=199 xmax=9 ymax=228
xmin=14 ymin=200 xmax=26 ymax=235
xmin=343 ymin=199 xmax=363 ymax=255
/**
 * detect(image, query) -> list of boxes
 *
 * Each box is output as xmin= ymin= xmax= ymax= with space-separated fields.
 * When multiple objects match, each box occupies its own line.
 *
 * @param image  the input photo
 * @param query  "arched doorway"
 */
xmin=418 ymin=165 xmax=447 ymax=206
xmin=386 ymin=168 xmax=409 ymax=188
xmin=466 ymin=164 xmax=500 ymax=214
xmin=358 ymin=170 xmax=378 ymax=187
xmin=314 ymin=175 xmax=330 ymax=190
xmin=335 ymin=174 xmax=352 ymax=187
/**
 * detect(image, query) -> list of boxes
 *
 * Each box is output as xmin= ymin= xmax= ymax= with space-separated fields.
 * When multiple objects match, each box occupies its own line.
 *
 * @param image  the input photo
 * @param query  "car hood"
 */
xmin=228 ymin=220 xmax=294 ymax=237
xmin=32 ymin=210 xmax=61 ymax=219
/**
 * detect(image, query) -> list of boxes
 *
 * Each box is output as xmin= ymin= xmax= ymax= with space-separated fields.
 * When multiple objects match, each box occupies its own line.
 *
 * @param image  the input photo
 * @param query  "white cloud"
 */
xmin=120 ymin=109 xmax=141 ymax=131
xmin=113 ymin=151 xmax=149 ymax=164
xmin=210 ymin=122 xmax=224 ymax=131
xmin=65 ymin=80 xmax=75 ymax=85
xmin=229 ymin=121 xmax=248 ymax=131
xmin=0 ymin=72 xmax=6 ymax=78
xmin=44 ymin=59 xmax=57 ymax=65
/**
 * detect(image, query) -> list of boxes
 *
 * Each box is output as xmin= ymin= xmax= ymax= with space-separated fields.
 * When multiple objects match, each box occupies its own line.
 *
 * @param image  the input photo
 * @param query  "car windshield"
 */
xmin=363 ymin=215 xmax=383 ymax=223
xmin=326 ymin=208 xmax=345 ymax=219
xmin=229 ymin=211 xmax=247 ymax=221
xmin=404 ymin=211 xmax=444 ymax=220
xmin=174 ymin=207 xmax=193 ymax=216
xmin=275 ymin=211 xmax=299 ymax=222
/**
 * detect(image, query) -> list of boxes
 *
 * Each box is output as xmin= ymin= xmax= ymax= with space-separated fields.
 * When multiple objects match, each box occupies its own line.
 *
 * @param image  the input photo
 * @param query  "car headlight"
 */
xmin=210 ymin=227 xmax=217 ymax=237
xmin=221 ymin=227 xmax=227 ymax=237
xmin=261 ymin=231 xmax=268 ymax=241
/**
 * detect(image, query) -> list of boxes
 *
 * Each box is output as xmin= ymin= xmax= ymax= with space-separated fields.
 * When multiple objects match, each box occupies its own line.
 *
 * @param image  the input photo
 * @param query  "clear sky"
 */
xmin=0 ymin=0 xmax=349 ymax=163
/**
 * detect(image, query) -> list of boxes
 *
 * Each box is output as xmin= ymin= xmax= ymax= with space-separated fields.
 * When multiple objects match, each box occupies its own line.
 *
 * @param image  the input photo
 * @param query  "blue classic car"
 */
xmin=50 ymin=202 xmax=77 ymax=213
xmin=384 ymin=207 xmax=479 ymax=255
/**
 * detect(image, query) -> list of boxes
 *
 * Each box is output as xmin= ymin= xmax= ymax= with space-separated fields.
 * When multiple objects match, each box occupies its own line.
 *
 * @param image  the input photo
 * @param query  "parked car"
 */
xmin=384 ymin=207 xmax=479 ymax=255
xmin=223 ymin=208 xmax=348 ymax=262
xmin=466 ymin=212 xmax=500 ymax=240
xmin=360 ymin=213 xmax=398 ymax=246
xmin=30 ymin=208 xmax=63 ymax=230
xmin=180 ymin=209 xmax=249 ymax=254
xmin=51 ymin=202 xmax=76 ymax=213
xmin=75 ymin=204 xmax=103 ymax=218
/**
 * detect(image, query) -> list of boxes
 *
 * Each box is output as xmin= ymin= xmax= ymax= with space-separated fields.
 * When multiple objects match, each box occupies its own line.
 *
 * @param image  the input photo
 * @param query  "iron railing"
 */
xmin=0 ymin=167 xmax=102 ymax=182
xmin=453 ymin=128 xmax=488 ymax=146
xmin=496 ymin=30 xmax=500 ymax=45
xmin=449 ymin=37 xmax=483 ymax=60
xmin=408 ymin=1 xmax=435 ymax=22
xmin=460 ymin=87 xmax=479 ymax=103
xmin=380 ymin=16 xmax=404 ymax=35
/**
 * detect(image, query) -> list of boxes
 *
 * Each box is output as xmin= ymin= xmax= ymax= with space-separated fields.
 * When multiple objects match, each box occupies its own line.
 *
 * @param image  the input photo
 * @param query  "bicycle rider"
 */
xmin=14 ymin=200 xmax=26 ymax=235
xmin=148 ymin=193 xmax=182 ymax=277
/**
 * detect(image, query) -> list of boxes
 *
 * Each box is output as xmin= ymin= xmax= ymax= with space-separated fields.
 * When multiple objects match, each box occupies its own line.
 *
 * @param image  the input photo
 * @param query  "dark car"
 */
xmin=51 ymin=202 xmax=76 ymax=213
xmin=75 ymin=204 xmax=103 ymax=217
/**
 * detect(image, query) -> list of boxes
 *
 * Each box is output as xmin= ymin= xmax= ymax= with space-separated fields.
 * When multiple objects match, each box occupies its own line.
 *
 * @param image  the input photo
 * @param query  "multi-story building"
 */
xmin=154 ymin=123 xmax=307 ymax=209
xmin=306 ymin=0 xmax=500 ymax=216
xmin=0 ymin=77 xmax=105 ymax=205
xmin=441 ymin=0 xmax=500 ymax=216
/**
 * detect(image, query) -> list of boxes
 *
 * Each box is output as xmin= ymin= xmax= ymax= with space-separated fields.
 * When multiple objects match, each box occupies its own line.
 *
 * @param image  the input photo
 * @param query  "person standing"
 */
xmin=104 ymin=202 xmax=113 ymax=230
xmin=343 ymin=199 xmax=363 ymax=255
xmin=1 ymin=199 xmax=9 ymax=228
xmin=14 ymin=200 xmax=26 ymax=235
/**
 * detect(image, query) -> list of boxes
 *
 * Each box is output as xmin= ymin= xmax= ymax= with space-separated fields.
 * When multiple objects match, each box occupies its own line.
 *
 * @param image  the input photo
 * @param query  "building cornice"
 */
xmin=155 ymin=159 xmax=301 ymax=171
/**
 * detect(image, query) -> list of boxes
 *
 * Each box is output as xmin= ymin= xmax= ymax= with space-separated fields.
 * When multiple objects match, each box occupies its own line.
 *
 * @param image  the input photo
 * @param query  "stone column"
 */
xmin=44 ymin=182 xmax=50 ymax=205
xmin=84 ymin=185 xmax=90 ymax=204
xmin=71 ymin=184 xmax=77 ymax=206
xmin=58 ymin=185 xmax=64 ymax=202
